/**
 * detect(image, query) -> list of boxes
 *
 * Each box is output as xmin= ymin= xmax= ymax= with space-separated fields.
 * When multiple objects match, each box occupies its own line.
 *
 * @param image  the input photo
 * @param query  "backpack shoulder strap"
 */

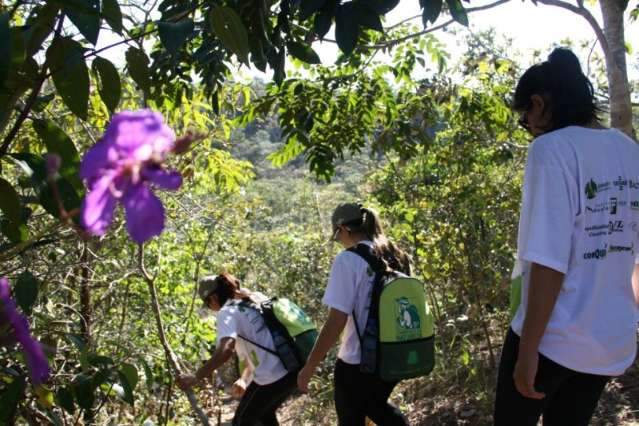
xmin=346 ymin=243 xmax=387 ymax=274
xmin=227 ymin=299 xmax=279 ymax=356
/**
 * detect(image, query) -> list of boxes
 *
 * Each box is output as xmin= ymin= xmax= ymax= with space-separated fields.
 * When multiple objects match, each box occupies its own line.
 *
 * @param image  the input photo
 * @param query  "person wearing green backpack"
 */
xmin=177 ymin=273 xmax=299 ymax=426
xmin=297 ymin=203 xmax=413 ymax=426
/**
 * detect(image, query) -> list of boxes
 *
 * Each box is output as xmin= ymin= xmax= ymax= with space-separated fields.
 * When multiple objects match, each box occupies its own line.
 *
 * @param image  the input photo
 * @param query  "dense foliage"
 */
xmin=0 ymin=0 xmax=637 ymax=424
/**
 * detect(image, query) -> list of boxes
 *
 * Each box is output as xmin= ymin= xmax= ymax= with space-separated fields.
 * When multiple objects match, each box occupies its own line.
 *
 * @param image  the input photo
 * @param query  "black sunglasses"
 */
xmin=518 ymin=111 xmax=531 ymax=131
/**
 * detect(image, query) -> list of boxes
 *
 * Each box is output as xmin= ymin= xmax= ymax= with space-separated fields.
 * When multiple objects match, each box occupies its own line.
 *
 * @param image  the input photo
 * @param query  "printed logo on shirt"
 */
xmin=608 ymin=220 xmax=624 ymax=234
xmin=586 ymin=198 xmax=627 ymax=214
xmin=583 ymin=245 xmax=607 ymax=260
xmin=585 ymin=179 xmax=611 ymax=199
xmin=614 ymin=176 xmax=628 ymax=191
xmin=630 ymin=180 xmax=639 ymax=190
xmin=585 ymin=224 xmax=608 ymax=237
xmin=609 ymin=243 xmax=634 ymax=254
xmin=585 ymin=221 xmax=624 ymax=237
xmin=631 ymin=201 xmax=639 ymax=211
xmin=395 ymin=297 xmax=421 ymax=341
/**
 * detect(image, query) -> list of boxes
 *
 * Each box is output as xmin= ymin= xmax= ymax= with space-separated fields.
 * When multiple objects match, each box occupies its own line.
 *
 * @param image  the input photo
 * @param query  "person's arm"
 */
xmin=297 ymin=308 xmax=348 ymax=392
xmin=632 ymin=264 xmax=639 ymax=307
xmin=514 ymin=262 xmax=564 ymax=399
xmin=177 ymin=337 xmax=235 ymax=390
xmin=231 ymin=363 xmax=253 ymax=399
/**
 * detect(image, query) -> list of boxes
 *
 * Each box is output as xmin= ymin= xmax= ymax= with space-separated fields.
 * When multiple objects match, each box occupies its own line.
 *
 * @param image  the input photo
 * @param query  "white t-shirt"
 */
xmin=511 ymin=126 xmax=639 ymax=376
xmin=215 ymin=292 xmax=288 ymax=385
xmin=322 ymin=240 xmax=376 ymax=365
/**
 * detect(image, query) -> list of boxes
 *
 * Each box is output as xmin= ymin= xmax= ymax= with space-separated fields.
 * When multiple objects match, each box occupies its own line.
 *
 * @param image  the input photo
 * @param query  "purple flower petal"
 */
xmin=81 ymin=174 xmax=118 ymax=236
xmin=107 ymin=110 xmax=175 ymax=159
xmin=142 ymin=167 xmax=182 ymax=191
xmin=0 ymin=277 xmax=49 ymax=385
xmin=80 ymin=139 xmax=117 ymax=181
xmin=123 ymin=183 xmax=165 ymax=244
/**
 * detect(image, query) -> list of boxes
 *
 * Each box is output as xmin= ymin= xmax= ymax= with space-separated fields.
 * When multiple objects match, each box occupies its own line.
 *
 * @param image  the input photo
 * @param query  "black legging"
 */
xmin=232 ymin=372 xmax=297 ymax=426
xmin=333 ymin=359 xmax=408 ymax=426
xmin=494 ymin=328 xmax=610 ymax=426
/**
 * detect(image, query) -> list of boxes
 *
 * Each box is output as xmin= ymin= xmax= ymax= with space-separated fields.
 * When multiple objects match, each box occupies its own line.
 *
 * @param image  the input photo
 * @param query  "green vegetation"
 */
xmin=1 ymin=0 xmax=637 ymax=424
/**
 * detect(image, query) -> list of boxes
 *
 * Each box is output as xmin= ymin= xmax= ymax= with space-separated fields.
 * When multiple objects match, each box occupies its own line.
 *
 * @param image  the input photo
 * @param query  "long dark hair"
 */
xmin=345 ymin=207 xmax=412 ymax=275
xmin=513 ymin=47 xmax=600 ymax=130
xmin=210 ymin=273 xmax=249 ymax=305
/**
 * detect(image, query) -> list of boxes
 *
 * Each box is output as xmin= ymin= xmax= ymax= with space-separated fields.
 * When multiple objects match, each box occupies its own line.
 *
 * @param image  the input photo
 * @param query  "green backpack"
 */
xmin=233 ymin=297 xmax=318 ymax=373
xmin=349 ymin=244 xmax=435 ymax=382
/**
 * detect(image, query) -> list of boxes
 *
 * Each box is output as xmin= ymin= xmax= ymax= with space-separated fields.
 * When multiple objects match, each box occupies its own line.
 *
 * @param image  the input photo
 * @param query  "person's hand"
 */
xmin=297 ymin=365 xmax=314 ymax=393
xmin=177 ymin=374 xmax=198 ymax=391
xmin=231 ymin=378 xmax=247 ymax=399
xmin=513 ymin=350 xmax=545 ymax=399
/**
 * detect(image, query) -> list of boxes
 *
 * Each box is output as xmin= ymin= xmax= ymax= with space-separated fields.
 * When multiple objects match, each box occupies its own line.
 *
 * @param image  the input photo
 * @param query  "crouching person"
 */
xmin=177 ymin=273 xmax=297 ymax=426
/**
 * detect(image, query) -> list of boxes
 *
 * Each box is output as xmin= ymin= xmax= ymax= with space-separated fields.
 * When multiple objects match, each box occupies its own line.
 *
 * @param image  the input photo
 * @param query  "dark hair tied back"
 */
xmin=514 ymin=47 xmax=599 ymax=130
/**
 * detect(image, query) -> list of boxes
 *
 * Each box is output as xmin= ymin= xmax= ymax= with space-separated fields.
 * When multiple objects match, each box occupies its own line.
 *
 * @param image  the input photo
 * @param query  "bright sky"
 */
xmin=97 ymin=1 xmax=639 ymax=80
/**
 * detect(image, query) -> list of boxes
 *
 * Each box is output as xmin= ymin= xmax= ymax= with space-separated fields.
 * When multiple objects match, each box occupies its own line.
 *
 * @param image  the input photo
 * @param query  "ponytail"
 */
xmin=352 ymin=206 xmax=412 ymax=275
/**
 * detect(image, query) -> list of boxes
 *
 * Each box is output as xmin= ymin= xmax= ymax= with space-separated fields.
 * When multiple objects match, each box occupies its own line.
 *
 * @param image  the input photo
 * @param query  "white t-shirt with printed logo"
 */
xmin=322 ymin=240 xmax=376 ymax=365
xmin=215 ymin=292 xmax=288 ymax=385
xmin=511 ymin=126 xmax=639 ymax=376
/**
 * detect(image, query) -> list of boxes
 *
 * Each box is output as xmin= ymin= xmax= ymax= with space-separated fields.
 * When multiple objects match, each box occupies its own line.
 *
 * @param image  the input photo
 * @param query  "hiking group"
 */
xmin=177 ymin=47 xmax=639 ymax=426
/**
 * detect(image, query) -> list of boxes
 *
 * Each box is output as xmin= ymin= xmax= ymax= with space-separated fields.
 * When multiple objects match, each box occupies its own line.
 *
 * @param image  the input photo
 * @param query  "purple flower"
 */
xmin=0 ymin=277 xmax=49 ymax=385
xmin=80 ymin=110 xmax=182 ymax=244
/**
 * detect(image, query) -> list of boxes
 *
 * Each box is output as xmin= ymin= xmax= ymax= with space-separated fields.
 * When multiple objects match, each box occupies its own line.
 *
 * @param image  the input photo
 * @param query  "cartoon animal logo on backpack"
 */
xmin=395 ymin=297 xmax=421 ymax=341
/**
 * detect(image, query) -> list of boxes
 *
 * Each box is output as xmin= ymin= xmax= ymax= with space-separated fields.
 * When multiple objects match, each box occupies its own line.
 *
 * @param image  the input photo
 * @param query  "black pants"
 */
xmin=334 ymin=359 xmax=408 ymax=426
xmin=494 ymin=328 xmax=610 ymax=426
xmin=232 ymin=372 xmax=297 ymax=426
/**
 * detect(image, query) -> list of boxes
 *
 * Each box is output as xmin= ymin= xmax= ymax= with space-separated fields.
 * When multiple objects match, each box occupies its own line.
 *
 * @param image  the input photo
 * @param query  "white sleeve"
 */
xmin=322 ymin=252 xmax=358 ymax=315
xmin=215 ymin=308 xmax=238 ymax=341
xmin=517 ymin=140 xmax=576 ymax=274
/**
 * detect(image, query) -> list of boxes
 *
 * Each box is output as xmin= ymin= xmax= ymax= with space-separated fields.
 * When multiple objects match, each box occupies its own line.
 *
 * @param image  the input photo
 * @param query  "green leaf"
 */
xmin=420 ymin=0 xmax=443 ymax=25
xmin=32 ymin=118 xmax=82 ymax=187
xmin=335 ymin=3 xmax=359 ymax=56
xmin=0 ymin=376 xmax=26 ymax=423
xmin=445 ymin=0 xmax=468 ymax=26
xmin=9 ymin=153 xmax=82 ymax=222
xmin=15 ymin=271 xmax=39 ymax=314
xmin=313 ymin=11 xmax=332 ymax=39
xmin=55 ymin=387 xmax=75 ymax=414
xmin=0 ymin=177 xmax=22 ymax=224
xmin=125 ymin=47 xmax=151 ymax=97
xmin=25 ymin=3 xmax=59 ymax=56
xmin=60 ymin=0 xmax=101 ymax=45
xmin=158 ymin=19 xmax=195 ymax=55
xmin=209 ymin=7 xmax=250 ymax=64
xmin=299 ymin=0 xmax=327 ymax=20
xmin=92 ymin=56 xmax=121 ymax=113
xmin=0 ymin=14 xmax=10 ymax=87
xmin=101 ymin=0 xmax=122 ymax=34
xmin=370 ymin=0 xmax=400 ymax=14
xmin=72 ymin=374 xmax=94 ymax=410
xmin=287 ymin=41 xmax=321 ymax=64
xmin=118 ymin=363 xmax=138 ymax=406
xmin=1 ymin=219 xmax=28 ymax=243
xmin=356 ymin=4 xmax=383 ymax=33
xmin=267 ymin=136 xmax=305 ymax=167
xmin=46 ymin=37 xmax=89 ymax=120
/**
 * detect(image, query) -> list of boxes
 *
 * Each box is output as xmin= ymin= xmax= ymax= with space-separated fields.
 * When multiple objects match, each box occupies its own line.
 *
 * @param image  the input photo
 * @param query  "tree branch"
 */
xmin=367 ymin=0 xmax=512 ymax=49
xmin=536 ymin=0 xmax=610 ymax=57
xmin=138 ymin=245 xmax=210 ymax=426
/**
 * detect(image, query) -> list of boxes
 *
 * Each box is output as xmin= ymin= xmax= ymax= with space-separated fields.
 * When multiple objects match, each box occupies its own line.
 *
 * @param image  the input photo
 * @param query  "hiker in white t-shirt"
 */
xmin=297 ymin=203 xmax=412 ymax=425
xmin=177 ymin=273 xmax=296 ymax=426
xmin=494 ymin=47 xmax=639 ymax=426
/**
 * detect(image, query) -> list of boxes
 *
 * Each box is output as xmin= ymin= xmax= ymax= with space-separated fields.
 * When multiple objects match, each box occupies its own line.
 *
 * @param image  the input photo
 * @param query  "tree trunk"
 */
xmin=600 ymin=0 xmax=635 ymax=138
